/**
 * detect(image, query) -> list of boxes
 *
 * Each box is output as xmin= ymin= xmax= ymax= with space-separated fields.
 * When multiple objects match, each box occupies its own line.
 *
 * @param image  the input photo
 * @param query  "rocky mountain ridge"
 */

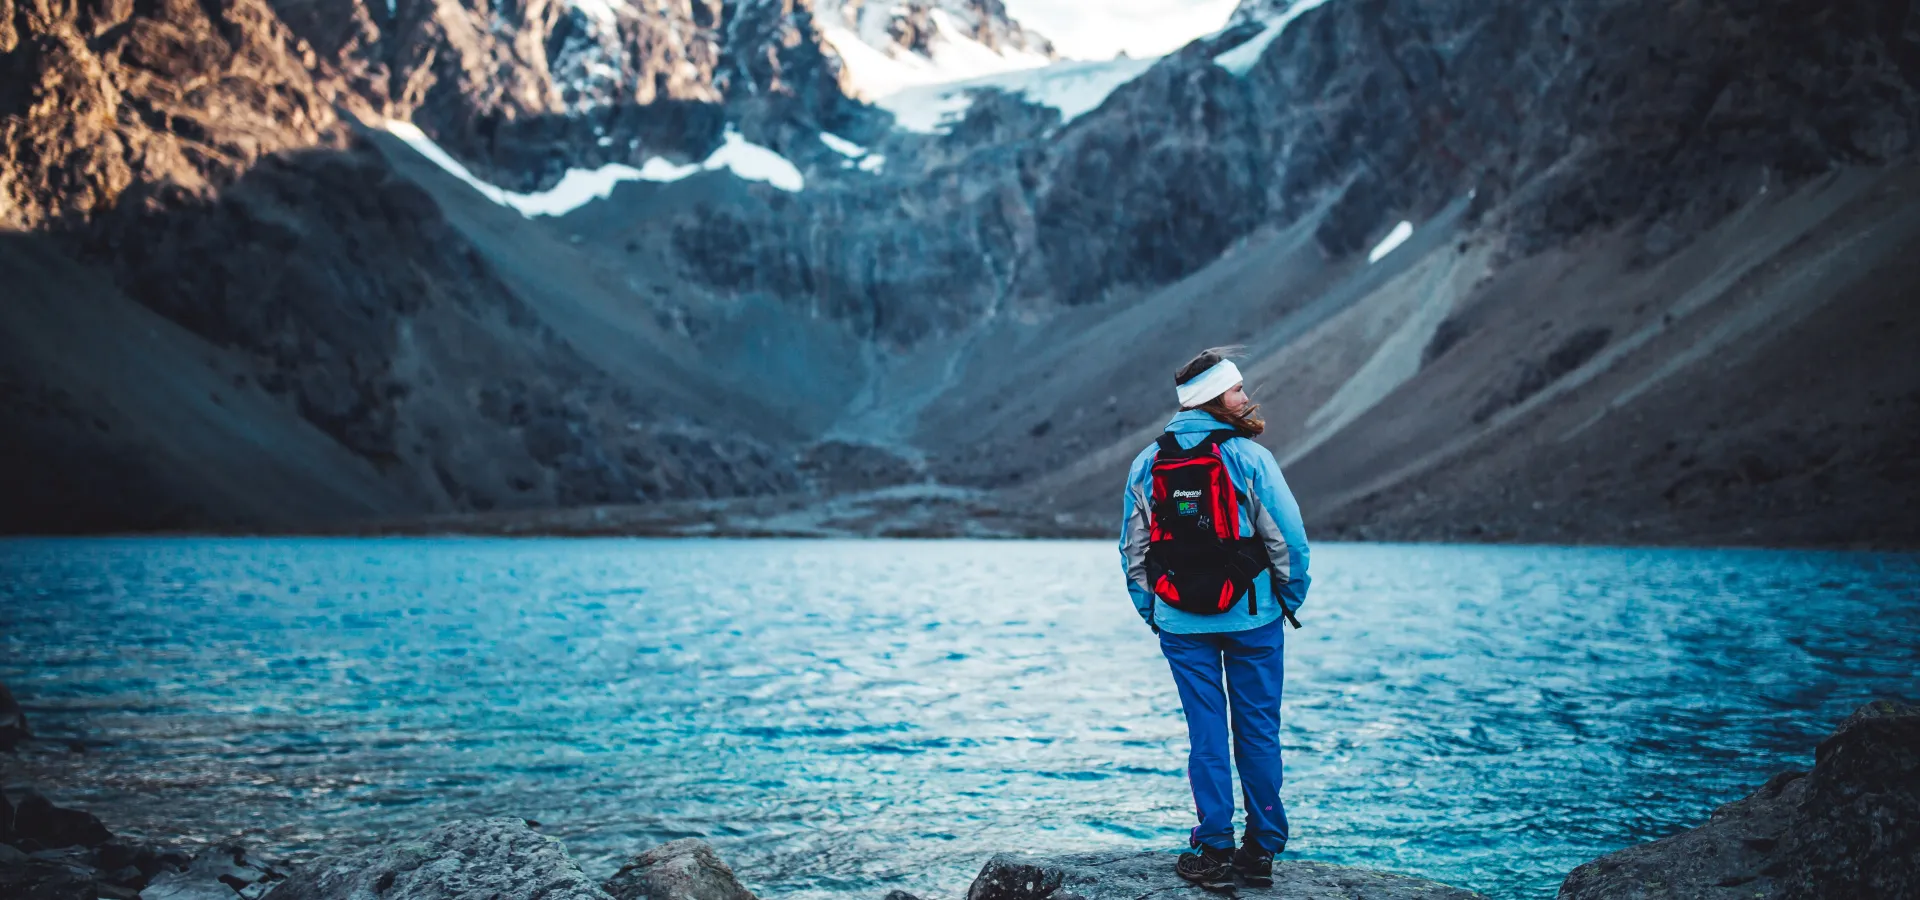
xmin=2 ymin=0 xmax=1917 ymax=542
xmin=811 ymin=0 xmax=1056 ymax=101
xmin=618 ymin=0 xmax=1920 ymax=545
xmin=820 ymin=0 xmax=1055 ymax=63
xmin=666 ymin=0 xmax=1920 ymax=336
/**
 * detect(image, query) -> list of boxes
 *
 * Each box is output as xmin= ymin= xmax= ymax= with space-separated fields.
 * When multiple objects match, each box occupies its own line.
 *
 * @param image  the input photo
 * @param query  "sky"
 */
xmin=1003 ymin=0 xmax=1244 ymax=60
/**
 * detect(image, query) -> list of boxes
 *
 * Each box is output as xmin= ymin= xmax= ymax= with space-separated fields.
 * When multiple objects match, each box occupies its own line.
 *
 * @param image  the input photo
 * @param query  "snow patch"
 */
xmin=1367 ymin=220 xmax=1414 ymax=264
xmin=636 ymin=157 xmax=702 ymax=182
xmin=875 ymin=55 xmax=1159 ymax=134
xmin=382 ymin=120 xmax=622 ymax=216
xmin=819 ymin=132 xmax=868 ymax=158
xmin=703 ymin=130 xmax=806 ymax=192
xmin=875 ymin=87 xmax=975 ymax=134
xmin=999 ymin=56 xmax=1160 ymax=123
xmin=380 ymin=120 xmax=802 ymax=217
xmin=1214 ymin=0 xmax=1334 ymax=76
xmin=568 ymin=0 xmax=622 ymax=28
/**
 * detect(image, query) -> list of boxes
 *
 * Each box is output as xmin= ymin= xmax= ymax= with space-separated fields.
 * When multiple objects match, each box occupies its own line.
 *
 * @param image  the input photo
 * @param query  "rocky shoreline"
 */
xmin=0 ymin=810 xmax=1482 ymax=900
xmin=1561 ymin=699 xmax=1919 ymax=900
xmin=2 ymin=692 xmax=1912 ymax=900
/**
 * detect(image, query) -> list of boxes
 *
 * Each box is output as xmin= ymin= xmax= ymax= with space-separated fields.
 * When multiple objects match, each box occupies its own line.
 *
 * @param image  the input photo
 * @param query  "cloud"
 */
xmin=1004 ymin=0 xmax=1242 ymax=60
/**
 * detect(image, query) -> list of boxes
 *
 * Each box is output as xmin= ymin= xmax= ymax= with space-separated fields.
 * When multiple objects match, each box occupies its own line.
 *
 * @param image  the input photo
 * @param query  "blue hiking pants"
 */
xmin=1158 ymin=617 xmax=1289 ymax=852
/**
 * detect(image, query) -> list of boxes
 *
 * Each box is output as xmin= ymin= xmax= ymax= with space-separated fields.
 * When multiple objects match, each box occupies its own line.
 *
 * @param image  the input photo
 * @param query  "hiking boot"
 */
xmin=1231 ymin=844 xmax=1275 ymax=887
xmin=1176 ymin=844 xmax=1235 ymax=891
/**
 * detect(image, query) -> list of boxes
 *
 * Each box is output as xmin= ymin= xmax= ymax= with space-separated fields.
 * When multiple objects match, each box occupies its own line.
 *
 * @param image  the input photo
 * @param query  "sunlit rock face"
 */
xmin=0 ymin=0 xmax=347 ymax=230
xmin=260 ymin=0 xmax=867 ymax=191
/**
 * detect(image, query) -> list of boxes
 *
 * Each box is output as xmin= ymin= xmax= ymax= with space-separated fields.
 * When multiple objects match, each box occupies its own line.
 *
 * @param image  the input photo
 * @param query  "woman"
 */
xmin=1118 ymin=347 xmax=1311 ymax=890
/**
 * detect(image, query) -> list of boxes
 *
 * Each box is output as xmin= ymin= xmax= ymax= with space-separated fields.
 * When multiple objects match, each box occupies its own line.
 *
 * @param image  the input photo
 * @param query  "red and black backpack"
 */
xmin=1144 ymin=431 xmax=1272 ymax=616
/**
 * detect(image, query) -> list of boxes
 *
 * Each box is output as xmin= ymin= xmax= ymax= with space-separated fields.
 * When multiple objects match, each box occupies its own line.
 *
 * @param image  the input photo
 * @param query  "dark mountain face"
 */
xmin=666 ymin=0 xmax=1920 ymax=342
xmin=1 ymin=0 xmax=1915 ymax=541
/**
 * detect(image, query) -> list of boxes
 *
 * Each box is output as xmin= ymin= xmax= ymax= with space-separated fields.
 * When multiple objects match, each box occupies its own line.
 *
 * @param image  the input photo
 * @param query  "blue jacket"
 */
xmin=1119 ymin=410 xmax=1311 ymax=634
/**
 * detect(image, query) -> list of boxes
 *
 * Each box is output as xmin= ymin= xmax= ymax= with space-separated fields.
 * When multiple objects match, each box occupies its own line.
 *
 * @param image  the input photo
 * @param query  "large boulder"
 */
xmin=263 ymin=817 xmax=611 ymax=900
xmin=94 ymin=836 xmax=193 ymax=888
xmin=0 ymin=842 xmax=100 ymax=900
xmin=10 ymin=793 xmax=114 ymax=850
xmin=1559 ymin=699 xmax=1920 ymax=900
xmin=601 ymin=838 xmax=757 ymax=900
xmin=0 ymin=682 xmax=29 ymax=751
xmin=0 ymin=793 xmax=188 ymax=897
xmin=964 ymin=851 xmax=1483 ymax=900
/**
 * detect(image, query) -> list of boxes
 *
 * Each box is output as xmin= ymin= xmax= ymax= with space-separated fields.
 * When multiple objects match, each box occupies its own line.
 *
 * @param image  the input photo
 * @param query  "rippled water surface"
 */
xmin=3 ymin=539 xmax=1918 ymax=898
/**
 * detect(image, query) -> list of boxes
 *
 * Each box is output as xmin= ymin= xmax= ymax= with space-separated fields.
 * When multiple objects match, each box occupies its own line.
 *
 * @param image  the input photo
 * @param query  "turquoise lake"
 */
xmin=3 ymin=538 xmax=1917 ymax=898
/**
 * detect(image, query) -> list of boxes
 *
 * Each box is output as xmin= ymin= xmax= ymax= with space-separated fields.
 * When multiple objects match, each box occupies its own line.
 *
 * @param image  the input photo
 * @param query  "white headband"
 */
xmin=1176 ymin=360 xmax=1242 ymax=408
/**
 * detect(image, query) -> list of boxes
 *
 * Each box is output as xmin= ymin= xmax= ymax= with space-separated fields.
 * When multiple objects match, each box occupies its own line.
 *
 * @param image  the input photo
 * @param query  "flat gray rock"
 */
xmin=602 ymin=838 xmax=757 ymax=900
xmin=142 ymin=843 xmax=285 ymax=900
xmin=965 ymin=851 xmax=1483 ymax=900
xmin=263 ymin=818 xmax=611 ymax=900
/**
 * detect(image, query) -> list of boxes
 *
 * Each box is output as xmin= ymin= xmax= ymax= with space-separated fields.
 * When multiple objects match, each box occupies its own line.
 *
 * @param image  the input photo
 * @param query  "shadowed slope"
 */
xmin=0 ymin=232 xmax=407 ymax=532
xmin=1017 ymin=164 xmax=1920 ymax=547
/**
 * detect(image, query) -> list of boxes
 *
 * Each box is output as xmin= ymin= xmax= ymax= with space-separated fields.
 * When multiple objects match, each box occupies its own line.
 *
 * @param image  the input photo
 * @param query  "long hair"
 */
xmin=1176 ymin=346 xmax=1265 ymax=437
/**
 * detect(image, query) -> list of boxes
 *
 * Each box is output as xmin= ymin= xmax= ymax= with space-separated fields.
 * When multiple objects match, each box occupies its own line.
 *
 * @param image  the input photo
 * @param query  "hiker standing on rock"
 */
xmin=1119 ymin=347 xmax=1312 ymax=891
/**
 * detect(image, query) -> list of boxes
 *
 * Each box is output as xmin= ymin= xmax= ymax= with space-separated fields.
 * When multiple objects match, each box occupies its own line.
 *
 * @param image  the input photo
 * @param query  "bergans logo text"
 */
xmin=1171 ymin=489 xmax=1204 ymax=498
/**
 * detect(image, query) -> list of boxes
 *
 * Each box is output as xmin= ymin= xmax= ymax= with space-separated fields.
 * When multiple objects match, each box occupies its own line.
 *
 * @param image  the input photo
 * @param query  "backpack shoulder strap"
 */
xmin=1154 ymin=433 xmax=1184 ymax=457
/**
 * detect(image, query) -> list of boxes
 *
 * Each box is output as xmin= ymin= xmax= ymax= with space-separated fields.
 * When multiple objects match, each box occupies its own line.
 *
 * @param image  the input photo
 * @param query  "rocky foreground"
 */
xmin=964 ymin=852 xmax=1480 ymax=900
xmin=1 ymin=697 xmax=1913 ymax=900
xmin=0 ymin=812 xmax=1481 ymax=900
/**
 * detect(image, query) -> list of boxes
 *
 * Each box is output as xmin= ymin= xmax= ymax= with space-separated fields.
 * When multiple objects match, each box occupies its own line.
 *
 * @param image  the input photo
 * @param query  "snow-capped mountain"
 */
xmin=259 ymin=0 xmax=859 ymax=194
xmin=870 ymin=54 xmax=1156 ymax=132
xmin=544 ymin=0 xmax=723 ymax=114
xmin=1212 ymin=0 xmax=1332 ymax=75
xmin=812 ymin=0 xmax=1057 ymax=100
xmin=5 ymin=0 xmax=1918 ymax=546
xmin=1224 ymin=0 xmax=1310 ymax=27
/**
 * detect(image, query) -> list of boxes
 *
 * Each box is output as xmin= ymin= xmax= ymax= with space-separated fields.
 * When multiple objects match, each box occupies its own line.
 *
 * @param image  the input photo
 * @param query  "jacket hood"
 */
xmin=1164 ymin=409 xmax=1237 ymax=433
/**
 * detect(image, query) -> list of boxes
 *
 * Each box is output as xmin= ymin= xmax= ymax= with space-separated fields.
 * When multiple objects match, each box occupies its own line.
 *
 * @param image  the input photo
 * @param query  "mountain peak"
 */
xmin=814 ymin=0 xmax=1058 ymax=100
xmin=1227 ymin=0 xmax=1312 ymax=27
